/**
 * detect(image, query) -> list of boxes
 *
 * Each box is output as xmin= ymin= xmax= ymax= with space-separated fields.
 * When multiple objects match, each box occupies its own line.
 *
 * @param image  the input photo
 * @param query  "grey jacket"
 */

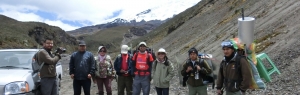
xmin=151 ymin=59 xmax=175 ymax=88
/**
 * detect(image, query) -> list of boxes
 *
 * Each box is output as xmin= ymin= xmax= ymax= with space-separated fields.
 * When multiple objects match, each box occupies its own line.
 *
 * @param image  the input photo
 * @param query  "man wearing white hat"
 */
xmin=132 ymin=42 xmax=154 ymax=95
xmin=151 ymin=48 xmax=175 ymax=95
xmin=114 ymin=45 xmax=133 ymax=95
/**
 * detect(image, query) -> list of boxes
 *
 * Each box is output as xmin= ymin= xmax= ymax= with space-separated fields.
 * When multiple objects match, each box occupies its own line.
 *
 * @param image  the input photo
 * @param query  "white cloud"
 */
xmin=0 ymin=0 xmax=200 ymax=31
xmin=0 ymin=4 xmax=79 ymax=31
xmin=0 ymin=10 xmax=43 ymax=21
xmin=44 ymin=20 xmax=79 ymax=31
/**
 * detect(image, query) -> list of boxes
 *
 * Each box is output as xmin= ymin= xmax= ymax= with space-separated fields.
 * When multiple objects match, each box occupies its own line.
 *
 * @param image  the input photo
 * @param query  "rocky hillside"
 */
xmin=66 ymin=18 xmax=166 ymax=56
xmin=66 ymin=17 xmax=166 ymax=56
xmin=67 ymin=18 xmax=165 ymax=37
xmin=75 ymin=26 xmax=135 ymax=55
xmin=130 ymin=0 xmax=300 ymax=94
xmin=0 ymin=15 xmax=78 ymax=52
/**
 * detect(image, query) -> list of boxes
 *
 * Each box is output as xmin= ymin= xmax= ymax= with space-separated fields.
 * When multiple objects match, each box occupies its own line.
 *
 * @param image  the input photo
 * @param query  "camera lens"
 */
xmin=62 ymin=48 xmax=66 ymax=53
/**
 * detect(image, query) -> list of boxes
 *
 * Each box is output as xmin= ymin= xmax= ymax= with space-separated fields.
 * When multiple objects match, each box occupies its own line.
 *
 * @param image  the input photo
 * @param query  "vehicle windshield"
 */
xmin=0 ymin=51 xmax=37 ymax=69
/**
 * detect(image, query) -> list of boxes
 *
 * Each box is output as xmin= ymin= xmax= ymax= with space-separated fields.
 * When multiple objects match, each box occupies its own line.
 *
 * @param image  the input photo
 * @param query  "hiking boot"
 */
xmin=98 ymin=91 xmax=104 ymax=95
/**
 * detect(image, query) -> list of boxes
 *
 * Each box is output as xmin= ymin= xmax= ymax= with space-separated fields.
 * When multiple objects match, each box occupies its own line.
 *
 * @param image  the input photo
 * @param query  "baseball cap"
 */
xmin=78 ymin=41 xmax=86 ymax=45
xmin=121 ymin=45 xmax=129 ymax=54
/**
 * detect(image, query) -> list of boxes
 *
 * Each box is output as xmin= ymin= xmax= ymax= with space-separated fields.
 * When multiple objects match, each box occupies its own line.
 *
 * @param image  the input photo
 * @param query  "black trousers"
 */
xmin=40 ymin=77 xmax=57 ymax=95
xmin=155 ymin=87 xmax=169 ymax=95
xmin=73 ymin=79 xmax=91 ymax=95
xmin=117 ymin=76 xmax=133 ymax=95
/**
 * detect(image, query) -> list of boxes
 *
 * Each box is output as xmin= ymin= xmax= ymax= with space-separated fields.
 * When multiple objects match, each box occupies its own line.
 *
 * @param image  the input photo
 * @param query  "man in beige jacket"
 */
xmin=35 ymin=37 xmax=62 ymax=95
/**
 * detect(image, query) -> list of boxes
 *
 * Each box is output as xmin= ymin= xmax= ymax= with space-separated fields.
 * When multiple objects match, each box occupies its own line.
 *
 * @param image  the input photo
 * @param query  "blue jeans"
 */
xmin=155 ymin=87 xmax=169 ymax=95
xmin=132 ymin=75 xmax=150 ymax=95
xmin=73 ymin=79 xmax=91 ymax=95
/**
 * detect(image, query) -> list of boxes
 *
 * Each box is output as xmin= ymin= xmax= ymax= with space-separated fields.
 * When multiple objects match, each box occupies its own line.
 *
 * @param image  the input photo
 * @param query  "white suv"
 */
xmin=0 ymin=49 xmax=62 ymax=95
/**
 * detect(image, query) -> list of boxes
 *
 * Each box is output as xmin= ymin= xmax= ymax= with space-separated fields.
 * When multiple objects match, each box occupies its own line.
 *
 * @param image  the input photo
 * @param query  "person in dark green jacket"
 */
xmin=216 ymin=41 xmax=251 ymax=95
xmin=151 ymin=48 xmax=175 ymax=95
xmin=181 ymin=47 xmax=212 ymax=95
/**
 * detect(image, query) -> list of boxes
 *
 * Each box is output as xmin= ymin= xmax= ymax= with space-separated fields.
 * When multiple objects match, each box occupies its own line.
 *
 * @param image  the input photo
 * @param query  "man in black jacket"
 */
xmin=69 ymin=41 xmax=96 ymax=95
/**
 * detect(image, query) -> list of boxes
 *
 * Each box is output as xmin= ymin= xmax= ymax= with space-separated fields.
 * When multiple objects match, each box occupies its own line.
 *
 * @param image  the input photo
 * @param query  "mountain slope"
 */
xmin=0 ymin=15 xmax=78 ymax=52
xmin=67 ymin=19 xmax=165 ymax=56
xmin=77 ymin=26 xmax=133 ymax=54
xmin=67 ymin=19 xmax=165 ymax=37
xmin=131 ymin=0 xmax=300 ymax=94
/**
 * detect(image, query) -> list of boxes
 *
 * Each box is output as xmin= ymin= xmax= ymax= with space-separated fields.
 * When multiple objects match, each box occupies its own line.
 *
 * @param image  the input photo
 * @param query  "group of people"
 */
xmin=37 ymin=37 xmax=252 ymax=95
xmin=67 ymin=41 xmax=175 ymax=95
xmin=112 ymin=41 xmax=175 ymax=95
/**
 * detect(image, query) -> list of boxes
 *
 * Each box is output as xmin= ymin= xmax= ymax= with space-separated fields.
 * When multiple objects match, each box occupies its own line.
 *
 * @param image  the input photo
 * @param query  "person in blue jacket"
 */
xmin=114 ymin=45 xmax=133 ymax=95
xmin=69 ymin=41 xmax=95 ymax=95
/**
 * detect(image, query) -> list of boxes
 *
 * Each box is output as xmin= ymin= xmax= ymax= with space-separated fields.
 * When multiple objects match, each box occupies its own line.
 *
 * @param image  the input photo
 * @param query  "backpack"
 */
xmin=146 ymin=48 xmax=156 ymax=60
xmin=228 ymin=37 xmax=266 ymax=89
xmin=32 ymin=50 xmax=44 ymax=95
xmin=234 ymin=55 xmax=266 ymax=90
xmin=201 ymin=58 xmax=216 ymax=89
xmin=182 ymin=58 xmax=215 ymax=89
xmin=32 ymin=49 xmax=45 ymax=73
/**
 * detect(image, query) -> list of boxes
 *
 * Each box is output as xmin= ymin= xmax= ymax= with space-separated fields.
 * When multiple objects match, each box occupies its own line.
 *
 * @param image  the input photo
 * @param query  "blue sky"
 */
xmin=34 ymin=11 xmax=56 ymax=21
xmin=0 ymin=0 xmax=200 ymax=31
xmin=108 ymin=10 xmax=122 ymax=20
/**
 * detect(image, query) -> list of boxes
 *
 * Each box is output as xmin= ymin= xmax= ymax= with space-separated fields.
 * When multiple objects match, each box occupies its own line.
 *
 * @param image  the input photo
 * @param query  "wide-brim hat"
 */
xmin=138 ymin=42 xmax=147 ymax=47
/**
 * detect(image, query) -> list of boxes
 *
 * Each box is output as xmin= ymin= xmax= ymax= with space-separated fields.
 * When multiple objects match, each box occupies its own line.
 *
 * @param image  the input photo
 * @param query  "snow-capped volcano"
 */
xmin=67 ymin=0 xmax=201 ymax=34
xmin=111 ymin=0 xmax=201 ymax=22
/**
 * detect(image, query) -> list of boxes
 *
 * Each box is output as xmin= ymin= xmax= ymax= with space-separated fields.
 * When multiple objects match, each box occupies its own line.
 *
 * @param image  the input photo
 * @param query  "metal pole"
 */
xmin=242 ymin=8 xmax=245 ymax=20
xmin=244 ymin=44 xmax=247 ymax=56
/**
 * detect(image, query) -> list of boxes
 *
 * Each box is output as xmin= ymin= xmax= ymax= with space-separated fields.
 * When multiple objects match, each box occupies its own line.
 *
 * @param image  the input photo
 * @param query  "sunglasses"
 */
xmin=158 ymin=53 xmax=165 ymax=55
xmin=99 ymin=50 xmax=106 ymax=52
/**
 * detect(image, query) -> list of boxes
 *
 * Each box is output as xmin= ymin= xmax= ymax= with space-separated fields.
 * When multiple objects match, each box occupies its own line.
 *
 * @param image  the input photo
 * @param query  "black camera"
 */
xmin=55 ymin=47 xmax=66 ymax=54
